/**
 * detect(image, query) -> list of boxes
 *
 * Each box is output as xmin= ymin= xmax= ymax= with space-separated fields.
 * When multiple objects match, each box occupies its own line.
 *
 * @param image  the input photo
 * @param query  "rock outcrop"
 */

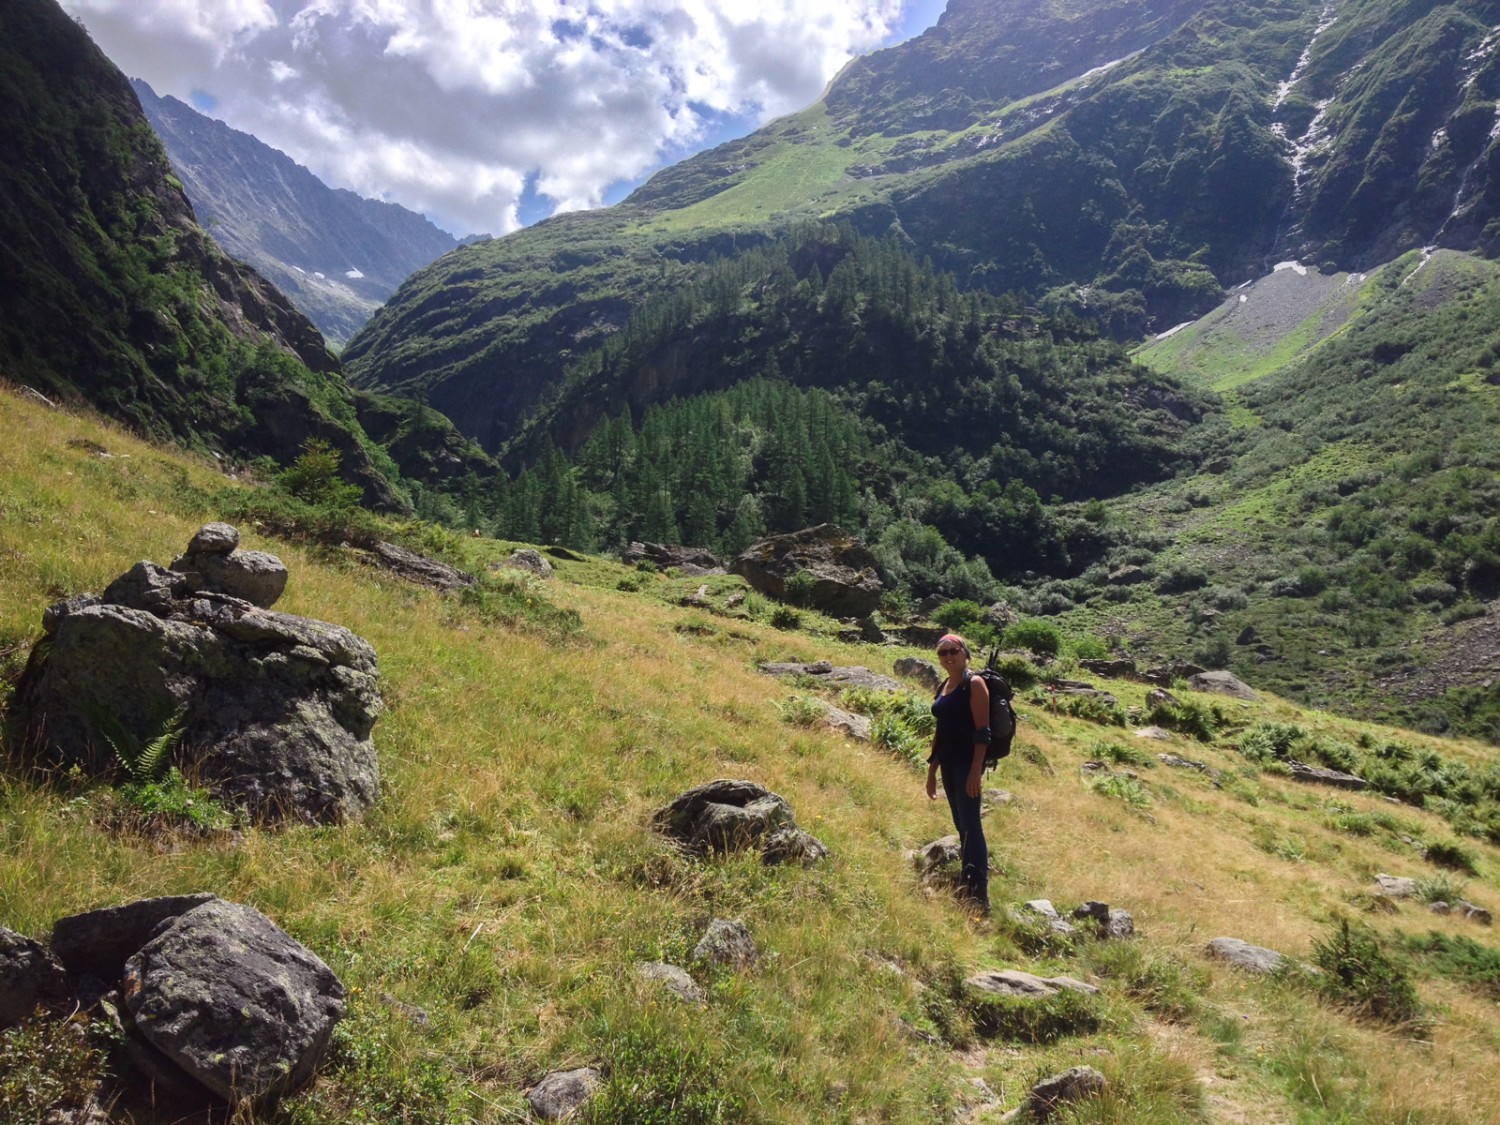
xmin=731 ymin=525 xmax=883 ymax=617
xmin=19 ymin=526 xmax=382 ymax=823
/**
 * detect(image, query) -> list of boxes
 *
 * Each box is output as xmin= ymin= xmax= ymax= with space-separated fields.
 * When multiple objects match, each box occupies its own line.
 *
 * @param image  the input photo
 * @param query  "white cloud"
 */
xmin=60 ymin=0 xmax=910 ymax=236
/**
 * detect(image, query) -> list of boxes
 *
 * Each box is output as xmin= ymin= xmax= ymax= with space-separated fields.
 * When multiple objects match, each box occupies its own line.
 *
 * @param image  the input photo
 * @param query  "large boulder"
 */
xmin=121 ymin=899 xmax=345 ymax=1105
xmin=19 ymin=528 xmax=382 ymax=823
xmin=731 ymin=525 xmax=882 ymax=617
xmin=1186 ymin=669 xmax=1258 ymax=700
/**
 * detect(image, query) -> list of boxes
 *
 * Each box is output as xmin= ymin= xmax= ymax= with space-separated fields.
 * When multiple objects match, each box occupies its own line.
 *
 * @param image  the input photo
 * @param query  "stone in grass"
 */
xmin=1206 ymin=937 xmax=1288 ymax=975
xmin=1375 ymin=874 xmax=1418 ymax=898
xmin=692 ymin=919 xmax=758 ymax=971
xmin=51 ymin=892 xmax=218 ymax=979
xmin=636 ymin=962 xmax=706 ymax=1006
xmin=528 ymin=1067 xmax=602 ymax=1120
xmin=655 ymin=779 xmax=826 ymax=865
xmin=1017 ymin=900 xmax=1076 ymax=936
xmin=121 ymin=899 xmax=344 ymax=1105
xmin=762 ymin=825 xmax=830 ymax=866
xmin=964 ymin=970 xmax=1099 ymax=999
xmin=0 ymin=926 xmax=72 ymax=1028
xmin=1000 ymin=1066 xmax=1108 ymax=1121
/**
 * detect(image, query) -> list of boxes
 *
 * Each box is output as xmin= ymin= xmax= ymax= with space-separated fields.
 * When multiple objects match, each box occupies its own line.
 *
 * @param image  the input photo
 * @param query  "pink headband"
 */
xmin=937 ymin=633 xmax=969 ymax=656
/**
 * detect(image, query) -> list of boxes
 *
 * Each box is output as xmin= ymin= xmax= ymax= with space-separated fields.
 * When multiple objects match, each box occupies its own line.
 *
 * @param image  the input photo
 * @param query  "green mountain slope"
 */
xmin=0 ymin=0 xmax=402 ymax=508
xmin=345 ymin=0 xmax=1500 ymax=451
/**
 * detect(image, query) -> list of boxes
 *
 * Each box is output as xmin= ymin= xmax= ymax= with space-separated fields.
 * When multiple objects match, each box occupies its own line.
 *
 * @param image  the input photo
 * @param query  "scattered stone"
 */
xmin=544 ymin=545 xmax=584 ymax=561
xmin=1146 ymin=687 xmax=1179 ymax=709
xmin=730 ymin=524 xmax=883 ymax=617
xmin=623 ymin=542 xmax=726 ymax=575
xmin=379 ymin=992 xmax=430 ymax=1027
xmin=1017 ymin=901 xmax=1075 ymax=936
xmin=528 ymin=1067 xmax=602 ymax=1120
xmin=1107 ymin=565 xmax=1148 ymax=586
xmin=1429 ymin=901 xmax=1452 ymax=915
xmin=692 ymin=919 xmax=758 ymax=970
xmin=1458 ymin=900 xmax=1493 ymax=925
xmin=894 ymin=656 xmax=941 ymax=690
xmin=52 ymin=893 xmax=218 ymax=979
xmin=909 ymin=835 xmax=962 ymax=878
xmin=504 ymin=549 xmax=554 ymax=578
xmin=964 ymin=970 xmax=1096 ymax=999
xmin=985 ymin=601 xmax=1021 ymax=631
xmin=1071 ymin=902 xmax=1109 ymax=924
xmin=369 ymin=541 xmax=475 ymax=590
xmin=1236 ymin=626 xmax=1260 ymax=646
xmin=1158 ymin=752 xmax=1205 ymax=770
xmin=1186 ymin=670 xmax=1258 ymax=700
xmin=0 ymin=926 xmax=71 ymax=1028
xmin=822 ymin=703 xmax=873 ymax=741
xmin=122 ymin=898 xmax=344 ymax=1105
xmin=654 ymin=779 xmax=825 ymax=864
xmin=170 ymin=527 xmax=289 ymax=608
xmin=1107 ymin=910 xmax=1135 ymax=939
xmin=1375 ymin=874 xmax=1418 ymax=898
xmin=758 ymin=662 xmax=904 ymax=691
xmin=680 ymin=584 xmax=711 ymax=608
xmin=1080 ymin=658 xmax=1136 ymax=677
xmin=853 ymin=615 xmax=886 ymax=642
xmin=636 ymin=962 xmax=705 ymax=1006
xmin=1020 ymin=1066 xmax=1108 ymax=1120
xmin=1135 ymin=726 xmax=1174 ymax=741
xmin=897 ymin=624 xmax=947 ymax=647
xmin=1048 ymin=682 xmax=1119 ymax=707
xmin=1206 ymin=937 xmax=1286 ymax=974
xmin=1285 ymin=759 xmax=1369 ymax=790
xmin=186 ymin=523 xmax=239 ymax=555
xmin=19 ymin=530 xmax=383 ymax=823
xmin=762 ymin=825 xmax=831 ymax=866
xmin=985 ymin=789 xmax=1016 ymax=806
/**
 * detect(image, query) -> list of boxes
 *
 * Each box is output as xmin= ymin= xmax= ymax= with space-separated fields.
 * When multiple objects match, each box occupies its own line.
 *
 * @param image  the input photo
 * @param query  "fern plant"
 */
xmin=99 ymin=707 xmax=185 ymax=784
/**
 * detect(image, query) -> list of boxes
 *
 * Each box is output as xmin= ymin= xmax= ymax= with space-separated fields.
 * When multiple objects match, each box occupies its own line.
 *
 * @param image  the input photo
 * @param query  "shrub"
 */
xmin=1308 ymin=736 xmax=1361 ymax=774
xmin=1067 ymin=634 xmax=1111 ymax=660
xmin=989 ymin=654 xmax=1040 ymax=690
xmin=1412 ymin=872 xmax=1467 ymax=905
xmin=1238 ymin=721 xmax=1304 ymax=762
xmin=274 ymin=439 xmax=363 ymax=511
xmin=872 ymin=714 xmax=927 ymax=768
xmin=1051 ymin=692 xmax=1127 ymax=727
xmin=1329 ymin=812 xmax=1376 ymax=836
xmin=775 ymin=696 xmax=824 ymax=727
xmin=1145 ymin=698 xmax=1222 ymax=741
xmin=782 ymin=570 xmax=816 ymax=606
xmin=1398 ymin=931 xmax=1500 ymax=999
xmin=1087 ymin=773 xmax=1151 ymax=809
xmin=769 ymin=606 xmax=801 ymax=630
xmin=1155 ymin=563 xmax=1208 ymax=593
xmin=1311 ymin=920 xmax=1424 ymax=1027
xmin=1423 ymin=839 xmax=1479 ymax=874
xmin=1084 ymin=942 xmax=1205 ymax=1023
xmin=1089 ymin=740 xmax=1153 ymax=768
xmin=1003 ymin=618 xmax=1062 ymax=657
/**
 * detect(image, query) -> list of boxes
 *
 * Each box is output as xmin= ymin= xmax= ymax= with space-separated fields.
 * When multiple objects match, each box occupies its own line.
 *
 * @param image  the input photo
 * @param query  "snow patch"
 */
xmin=314 ymin=272 xmax=325 ymax=279
xmin=1239 ymin=294 xmax=1249 ymax=303
xmin=1273 ymin=261 xmax=1309 ymax=275
xmin=345 ymin=268 xmax=365 ymax=279
xmin=1154 ymin=321 xmax=1194 ymax=341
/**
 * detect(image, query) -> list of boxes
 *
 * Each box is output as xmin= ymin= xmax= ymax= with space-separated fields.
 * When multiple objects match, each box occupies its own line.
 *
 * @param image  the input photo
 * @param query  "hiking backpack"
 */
xmin=974 ymin=654 xmax=1017 ymax=769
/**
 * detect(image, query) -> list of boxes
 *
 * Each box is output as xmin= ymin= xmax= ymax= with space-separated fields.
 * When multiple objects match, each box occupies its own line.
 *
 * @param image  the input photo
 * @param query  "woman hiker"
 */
xmin=925 ymin=632 xmax=991 ymax=914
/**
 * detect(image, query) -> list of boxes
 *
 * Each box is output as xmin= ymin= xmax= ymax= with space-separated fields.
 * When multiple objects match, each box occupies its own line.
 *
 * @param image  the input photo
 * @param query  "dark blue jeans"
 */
xmin=940 ymin=758 xmax=988 ymax=903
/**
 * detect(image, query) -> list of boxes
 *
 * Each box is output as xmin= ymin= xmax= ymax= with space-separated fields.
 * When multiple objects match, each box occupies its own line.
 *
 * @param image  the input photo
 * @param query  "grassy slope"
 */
xmin=5 ymin=384 xmax=1500 ymax=1123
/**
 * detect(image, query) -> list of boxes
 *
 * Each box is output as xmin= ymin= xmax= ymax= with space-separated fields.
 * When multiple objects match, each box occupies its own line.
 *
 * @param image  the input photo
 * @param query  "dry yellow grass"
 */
xmin=3 ymin=383 xmax=1500 ymax=1123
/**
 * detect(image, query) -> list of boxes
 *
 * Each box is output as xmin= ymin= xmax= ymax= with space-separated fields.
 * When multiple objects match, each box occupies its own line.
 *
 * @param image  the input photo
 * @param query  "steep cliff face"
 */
xmin=133 ymin=81 xmax=464 ymax=348
xmin=0 ymin=0 xmax=402 ymax=509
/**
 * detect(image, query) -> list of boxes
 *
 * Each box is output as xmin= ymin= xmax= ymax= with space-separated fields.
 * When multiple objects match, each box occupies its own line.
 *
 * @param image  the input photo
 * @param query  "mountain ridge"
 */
xmin=132 ymin=80 xmax=467 ymax=348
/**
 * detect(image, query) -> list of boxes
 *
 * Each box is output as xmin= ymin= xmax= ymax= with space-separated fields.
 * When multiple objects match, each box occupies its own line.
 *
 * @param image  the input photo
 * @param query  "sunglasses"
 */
xmin=936 ymin=647 xmax=963 ymax=656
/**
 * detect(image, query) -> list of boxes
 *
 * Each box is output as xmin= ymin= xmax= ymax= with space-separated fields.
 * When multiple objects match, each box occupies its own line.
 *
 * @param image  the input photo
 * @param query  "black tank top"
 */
xmin=931 ymin=672 xmax=975 ymax=765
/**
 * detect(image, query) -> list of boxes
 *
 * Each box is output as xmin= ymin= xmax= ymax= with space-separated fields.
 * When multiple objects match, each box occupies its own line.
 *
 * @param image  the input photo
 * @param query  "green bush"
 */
xmin=1311 ymin=920 xmax=1424 ymax=1027
xmin=1423 ymin=839 xmax=1479 ymax=874
xmin=1003 ymin=619 xmax=1062 ymax=658
xmin=769 ymin=605 xmax=801 ymax=630
xmin=1050 ymin=691 xmax=1126 ymax=727
xmin=1087 ymin=773 xmax=1152 ymax=809
xmin=1145 ymin=698 xmax=1222 ymax=742
xmin=1398 ymin=931 xmax=1500 ymax=1000
xmin=1412 ymin=873 xmax=1467 ymax=905
xmin=274 ymin=439 xmax=363 ymax=511
xmin=782 ymin=570 xmax=816 ymax=606
xmin=1238 ymin=721 xmax=1304 ymax=763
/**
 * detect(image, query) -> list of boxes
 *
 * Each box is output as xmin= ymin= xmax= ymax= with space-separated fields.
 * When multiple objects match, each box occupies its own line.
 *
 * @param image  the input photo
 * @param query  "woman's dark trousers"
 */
xmin=940 ymin=761 xmax=988 ymax=905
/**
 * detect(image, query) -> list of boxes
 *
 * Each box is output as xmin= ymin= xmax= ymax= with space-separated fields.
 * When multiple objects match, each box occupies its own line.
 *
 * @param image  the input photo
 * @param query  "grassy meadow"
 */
xmin=4 ymin=382 xmax=1500 ymax=1124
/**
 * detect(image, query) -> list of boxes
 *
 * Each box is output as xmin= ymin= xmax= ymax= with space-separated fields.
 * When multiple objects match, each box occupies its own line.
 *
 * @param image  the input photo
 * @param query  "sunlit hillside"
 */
xmin=4 ymin=382 xmax=1500 ymax=1124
